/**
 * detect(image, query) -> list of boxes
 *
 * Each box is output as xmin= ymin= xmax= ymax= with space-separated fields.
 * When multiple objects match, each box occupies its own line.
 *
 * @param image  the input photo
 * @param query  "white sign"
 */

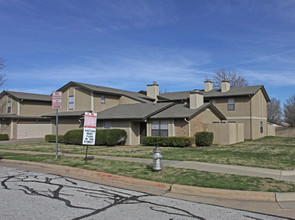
xmin=52 ymin=92 xmax=62 ymax=109
xmin=82 ymin=113 xmax=97 ymax=145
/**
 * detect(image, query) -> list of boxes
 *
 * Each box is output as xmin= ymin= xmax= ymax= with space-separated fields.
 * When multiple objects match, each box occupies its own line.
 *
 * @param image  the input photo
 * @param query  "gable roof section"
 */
xmin=159 ymin=85 xmax=270 ymax=102
xmin=150 ymin=103 xmax=226 ymax=120
xmin=57 ymin=81 xmax=153 ymax=103
xmin=0 ymin=91 xmax=52 ymax=102
xmin=43 ymin=111 xmax=89 ymax=117
xmin=96 ymin=102 xmax=175 ymax=120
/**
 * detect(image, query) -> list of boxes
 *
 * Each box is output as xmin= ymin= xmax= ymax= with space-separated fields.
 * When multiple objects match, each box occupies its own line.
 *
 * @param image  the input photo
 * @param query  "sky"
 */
xmin=1 ymin=0 xmax=295 ymax=105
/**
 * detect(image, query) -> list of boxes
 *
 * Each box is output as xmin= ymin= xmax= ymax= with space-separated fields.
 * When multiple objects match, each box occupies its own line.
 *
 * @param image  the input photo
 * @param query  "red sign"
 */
xmin=84 ymin=112 xmax=97 ymax=128
xmin=52 ymin=92 xmax=62 ymax=109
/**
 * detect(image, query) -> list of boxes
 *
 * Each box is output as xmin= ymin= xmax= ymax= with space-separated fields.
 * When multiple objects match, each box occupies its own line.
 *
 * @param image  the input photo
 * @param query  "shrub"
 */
xmin=96 ymin=129 xmax=127 ymax=146
xmin=45 ymin=134 xmax=64 ymax=143
xmin=195 ymin=132 xmax=214 ymax=146
xmin=141 ymin=136 xmax=194 ymax=147
xmin=64 ymin=129 xmax=127 ymax=146
xmin=64 ymin=130 xmax=83 ymax=145
xmin=0 ymin=134 xmax=9 ymax=141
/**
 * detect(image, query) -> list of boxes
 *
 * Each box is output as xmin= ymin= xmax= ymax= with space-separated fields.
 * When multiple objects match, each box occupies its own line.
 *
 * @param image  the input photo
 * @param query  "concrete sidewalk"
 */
xmin=1 ymin=149 xmax=295 ymax=182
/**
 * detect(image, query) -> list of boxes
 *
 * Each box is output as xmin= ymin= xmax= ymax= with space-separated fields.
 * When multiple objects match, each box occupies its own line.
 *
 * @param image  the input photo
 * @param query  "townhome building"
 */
xmin=159 ymin=80 xmax=270 ymax=140
xmin=1 ymin=80 xmax=271 ymax=145
xmin=0 ymin=91 xmax=54 ymax=139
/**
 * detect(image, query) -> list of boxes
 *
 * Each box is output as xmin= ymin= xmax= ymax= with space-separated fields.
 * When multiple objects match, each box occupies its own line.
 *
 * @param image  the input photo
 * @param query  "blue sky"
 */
xmin=1 ymin=0 xmax=295 ymax=105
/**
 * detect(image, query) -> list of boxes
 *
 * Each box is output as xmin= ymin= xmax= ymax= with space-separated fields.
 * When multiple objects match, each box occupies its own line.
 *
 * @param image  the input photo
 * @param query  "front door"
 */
xmin=140 ymin=122 xmax=147 ymax=144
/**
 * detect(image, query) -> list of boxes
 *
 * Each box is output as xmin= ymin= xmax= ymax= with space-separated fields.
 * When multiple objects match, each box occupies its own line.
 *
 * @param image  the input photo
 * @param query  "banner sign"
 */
xmin=52 ymin=92 xmax=62 ymax=109
xmin=82 ymin=112 xmax=97 ymax=145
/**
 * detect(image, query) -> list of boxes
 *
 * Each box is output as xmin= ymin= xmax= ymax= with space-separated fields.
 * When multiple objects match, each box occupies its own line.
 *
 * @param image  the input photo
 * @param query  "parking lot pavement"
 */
xmin=0 ymin=166 xmax=288 ymax=220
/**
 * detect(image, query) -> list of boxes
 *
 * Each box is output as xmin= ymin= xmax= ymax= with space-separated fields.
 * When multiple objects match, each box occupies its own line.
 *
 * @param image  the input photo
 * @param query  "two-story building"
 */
xmin=0 ymin=91 xmax=54 ymax=139
xmin=159 ymin=80 xmax=270 ymax=140
xmin=1 ymin=80 xmax=270 ymax=145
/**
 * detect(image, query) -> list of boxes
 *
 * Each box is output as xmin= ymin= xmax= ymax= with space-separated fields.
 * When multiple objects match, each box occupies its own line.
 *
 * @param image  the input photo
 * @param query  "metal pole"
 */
xmin=56 ymin=108 xmax=58 ymax=159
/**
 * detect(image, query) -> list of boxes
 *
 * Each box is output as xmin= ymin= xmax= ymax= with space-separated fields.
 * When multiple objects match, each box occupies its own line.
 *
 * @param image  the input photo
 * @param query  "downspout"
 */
xmin=184 ymin=118 xmax=190 ymax=137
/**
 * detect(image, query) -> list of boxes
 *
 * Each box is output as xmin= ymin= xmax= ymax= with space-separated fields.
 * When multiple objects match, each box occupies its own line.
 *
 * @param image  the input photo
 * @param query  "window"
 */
xmin=211 ymin=99 xmax=216 ymax=106
xmin=228 ymin=98 xmax=235 ymax=111
xmin=151 ymin=120 xmax=168 ymax=137
xmin=101 ymin=95 xmax=105 ymax=104
xmin=7 ymin=101 xmax=11 ymax=113
xmin=104 ymin=121 xmax=111 ymax=129
xmin=260 ymin=121 xmax=263 ymax=133
xmin=68 ymin=95 xmax=74 ymax=110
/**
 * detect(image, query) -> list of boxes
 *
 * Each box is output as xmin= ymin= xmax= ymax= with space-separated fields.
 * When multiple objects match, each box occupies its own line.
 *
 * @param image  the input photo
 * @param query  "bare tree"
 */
xmin=267 ymin=98 xmax=282 ymax=124
xmin=211 ymin=68 xmax=248 ymax=88
xmin=284 ymin=94 xmax=295 ymax=127
xmin=0 ymin=58 xmax=6 ymax=87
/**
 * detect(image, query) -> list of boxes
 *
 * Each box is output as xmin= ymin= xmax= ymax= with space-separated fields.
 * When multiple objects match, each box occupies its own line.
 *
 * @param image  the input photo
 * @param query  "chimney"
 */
xmin=147 ymin=81 xmax=159 ymax=101
xmin=189 ymin=90 xmax=204 ymax=109
xmin=204 ymin=80 xmax=213 ymax=92
xmin=221 ymin=80 xmax=230 ymax=92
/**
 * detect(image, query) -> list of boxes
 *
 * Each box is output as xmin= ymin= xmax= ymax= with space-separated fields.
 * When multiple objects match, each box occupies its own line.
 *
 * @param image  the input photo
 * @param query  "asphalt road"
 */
xmin=0 ymin=167 xmax=288 ymax=220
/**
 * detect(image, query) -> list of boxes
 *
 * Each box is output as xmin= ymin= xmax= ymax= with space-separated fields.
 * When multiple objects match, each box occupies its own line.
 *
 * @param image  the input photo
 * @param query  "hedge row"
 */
xmin=45 ymin=134 xmax=65 ymax=143
xmin=141 ymin=136 xmax=195 ymax=147
xmin=195 ymin=132 xmax=214 ymax=146
xmin=63 ymin=129 xmax=127 ymax=146
xmin=0 ymin=134 xmax=9 ymax=141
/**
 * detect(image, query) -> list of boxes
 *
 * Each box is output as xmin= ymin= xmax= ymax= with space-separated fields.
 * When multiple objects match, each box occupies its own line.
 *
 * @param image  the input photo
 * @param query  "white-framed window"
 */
xmin=7 ymin=101 xmax=11 ymax=113
xmin=104 ymin=121 xmax=111 ymax=129
xmin=228 ymin=98 xmax=235 ymax=111
xmin=211 ymin=99 xmax=216 ymax=106
xmin=68 ymin=95 xmax=74 ymax=110
xmin=260 ymin=121 xmax=263 ymax=133
xmin=101 ymin=95 xmax=105 ymax=104
xmin=151 ymin=120 xmax=168 ymax=137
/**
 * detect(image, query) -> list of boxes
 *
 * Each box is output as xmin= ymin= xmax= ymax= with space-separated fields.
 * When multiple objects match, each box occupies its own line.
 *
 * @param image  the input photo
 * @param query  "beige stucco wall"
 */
xmin=211 ymin=90 xmax=268 ymax=140
xmin=0 ymin=95 xmax=18 ymax=115
xmin=60 ymin=86 xmax=140 ymax=113
xmin=0 ymin=119 xmax=10 ymax=137
xmin=214 ymin=96 xmax=250 ymax=118
xmin=97 ymin=120 xmax=139 ymax=145
xmin=119 ymin=96 xmax=140 ymax=105
xmin=75 ymin=88 xmax=91 ymax=111
xmin=267 ymin=124 xmax=276 ymax=136
xmin=52 ymin=117 xmax=82 ymax=135
xmin=94 ymin=93 xmax=120 ymax=112
xmin=20 ymin=101 xmax=54 ymax=116
xmin=276 ymin=127 xmax=295 ymax=137
xmin=204 ymin=123 xmax=244 ymax=145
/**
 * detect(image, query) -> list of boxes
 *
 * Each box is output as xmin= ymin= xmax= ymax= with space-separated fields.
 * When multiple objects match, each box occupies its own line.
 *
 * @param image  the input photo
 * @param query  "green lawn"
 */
xmin=1 ymin=152 xmax=295 ymax=192
xmin=0 ymin=136 xmax=294 ymax=170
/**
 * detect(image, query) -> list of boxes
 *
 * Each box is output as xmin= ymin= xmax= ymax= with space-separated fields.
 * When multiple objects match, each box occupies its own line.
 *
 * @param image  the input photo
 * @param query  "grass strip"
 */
xmin=1 ymin=152 xmax=295 ymax=193
xmin=0 ymin=136 xmax=295 ymax=170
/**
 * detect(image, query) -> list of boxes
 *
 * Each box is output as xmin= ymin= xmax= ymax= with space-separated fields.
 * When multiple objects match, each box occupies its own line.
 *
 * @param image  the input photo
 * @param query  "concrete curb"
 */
xmin=1 ymin=159 xmax=295 ymax=203
xmin=276 ymin=192 xmax=295 ymax=202
xmin=0 ymin=159 xmax=171 ymax=195
xmin=170 ymin=184 xmax=276 ymax=201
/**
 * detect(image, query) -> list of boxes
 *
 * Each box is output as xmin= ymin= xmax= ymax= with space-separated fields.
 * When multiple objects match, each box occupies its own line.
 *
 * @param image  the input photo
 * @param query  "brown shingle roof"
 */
xmin=150 ymin=103 xmax=226 ymax=120
xmin=0 ymin=91 xmax=52 ymax=102
xmin=159 ymin=85 xmax=270 ymax=102
xmin=96 ymin=102 xmax=175 ymax=120
xmin=57 ymin=81 xmax=154 ymax=103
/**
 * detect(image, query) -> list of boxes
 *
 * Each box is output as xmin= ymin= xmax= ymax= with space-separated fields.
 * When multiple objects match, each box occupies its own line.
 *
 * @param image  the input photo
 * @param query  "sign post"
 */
xmin=52 ymin=92 xmax=62 ymax=159
xmin=83 ymin=112 xmax=97 ymax=161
